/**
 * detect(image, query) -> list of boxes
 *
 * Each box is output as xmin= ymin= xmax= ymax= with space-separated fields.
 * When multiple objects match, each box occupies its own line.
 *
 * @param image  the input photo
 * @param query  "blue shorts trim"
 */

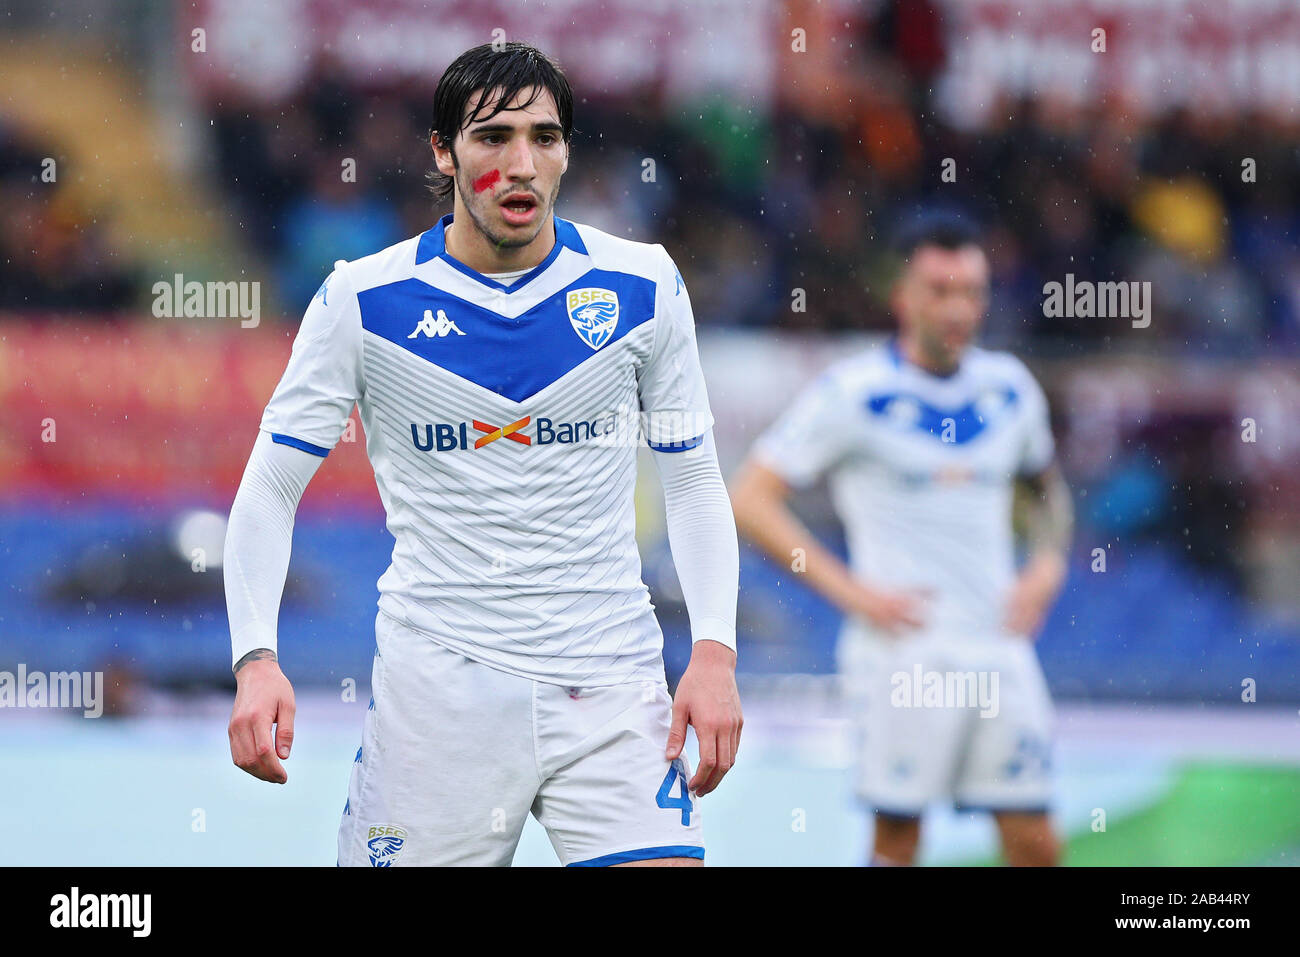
xmin=567 ymin=845 xmax=705 ymax=867
xmin=271 ymin=433 xmax=330 ymax=457
xmin=954 ymin=803 xmax=1051 ymax=817
xmin=868 ymin=803 xmax=925 ymax=821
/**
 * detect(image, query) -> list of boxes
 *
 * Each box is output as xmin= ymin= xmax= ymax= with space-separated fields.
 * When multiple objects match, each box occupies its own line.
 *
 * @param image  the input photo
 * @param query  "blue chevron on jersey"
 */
xmin=865 ymin=386 xmax=1019 ymax=445
xmin=356 ymin=270 xmax=654 ymax=402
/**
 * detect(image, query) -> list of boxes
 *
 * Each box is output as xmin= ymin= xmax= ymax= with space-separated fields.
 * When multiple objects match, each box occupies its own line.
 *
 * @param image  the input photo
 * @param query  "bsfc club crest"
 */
xmin=366 ymin=824 xmax=408 ymax=867
xmin=566 ymin=288 xmax=619 ymax=351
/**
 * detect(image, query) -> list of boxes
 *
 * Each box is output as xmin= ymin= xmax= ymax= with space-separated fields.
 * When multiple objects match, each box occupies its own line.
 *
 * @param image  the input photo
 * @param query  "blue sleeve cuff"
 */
xmin=647 ymin=433 xmax=705 ymax=453
xmin=271 ymin=433 xmax=330 ymax=457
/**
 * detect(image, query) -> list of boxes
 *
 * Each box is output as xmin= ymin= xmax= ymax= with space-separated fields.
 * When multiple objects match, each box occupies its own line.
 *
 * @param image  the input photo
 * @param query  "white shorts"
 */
xmin=337 ymin=612 xmax=704 ymax=866
xmin=838 ymin=626 xmax=1055 ymax=817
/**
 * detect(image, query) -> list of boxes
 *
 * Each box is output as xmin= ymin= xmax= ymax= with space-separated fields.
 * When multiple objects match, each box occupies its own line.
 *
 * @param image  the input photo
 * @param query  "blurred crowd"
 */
xmin=0 ymin=120 xmax=135 ymax=313
xmin=3 ymin=4 xmax=1299 ymax=360
xmin=190 ymin=14 xmax=1300 ymax=359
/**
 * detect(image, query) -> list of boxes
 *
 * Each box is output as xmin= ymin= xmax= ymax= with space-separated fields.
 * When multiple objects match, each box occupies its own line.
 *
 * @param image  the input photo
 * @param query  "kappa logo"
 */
xmin=366 ymin=824 xmax=408 ymax=866
xmin=566 ymin=288 xmax=619 ymax=350
xmin=408 ymin=308 xmax=466 ymax=339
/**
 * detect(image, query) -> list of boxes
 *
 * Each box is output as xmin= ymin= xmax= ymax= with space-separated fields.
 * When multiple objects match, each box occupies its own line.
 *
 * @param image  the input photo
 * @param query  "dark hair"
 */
xmin=890 ymin=213 xmax=983 ymax=263
xmin=426 ymin=42 xmax=574 ymax=201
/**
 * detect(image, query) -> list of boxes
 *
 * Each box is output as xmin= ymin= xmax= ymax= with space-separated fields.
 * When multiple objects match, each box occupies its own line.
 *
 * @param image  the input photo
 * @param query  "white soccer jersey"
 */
xmin=260 ymin=214 xmax=715 ymax=686
xmin=752 ymin=339 xmax=1056 ymax=642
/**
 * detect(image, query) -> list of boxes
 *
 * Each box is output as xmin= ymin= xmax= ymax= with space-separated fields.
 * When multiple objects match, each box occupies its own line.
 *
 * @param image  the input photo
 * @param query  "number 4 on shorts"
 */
xmin=656 ymin=757 xmax=693 ymax=825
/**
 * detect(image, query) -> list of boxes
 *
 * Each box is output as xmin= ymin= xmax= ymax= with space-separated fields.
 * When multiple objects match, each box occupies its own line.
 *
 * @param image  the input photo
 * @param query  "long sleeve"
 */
xmin=223 ymin=430 xmax=324 ymax=668
xmin=649 ymin=429 xmax=739 ymax=652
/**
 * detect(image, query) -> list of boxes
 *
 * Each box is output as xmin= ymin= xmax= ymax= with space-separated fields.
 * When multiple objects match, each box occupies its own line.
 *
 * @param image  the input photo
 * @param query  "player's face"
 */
xmin=435 ymin=85 xmax=569 ymax=250
xmin=894 ymin=245 xmax=990 ymax=370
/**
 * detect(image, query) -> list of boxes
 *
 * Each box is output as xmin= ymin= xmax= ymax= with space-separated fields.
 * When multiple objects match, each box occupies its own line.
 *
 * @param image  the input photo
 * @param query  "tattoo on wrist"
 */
xmin=234 ymin=648 xmax=277 ymax=674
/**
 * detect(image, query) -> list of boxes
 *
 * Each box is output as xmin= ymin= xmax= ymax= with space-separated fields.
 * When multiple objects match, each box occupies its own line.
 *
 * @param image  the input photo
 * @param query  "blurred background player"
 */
xmin=730 ymin=218 xmax=1074 ymax=865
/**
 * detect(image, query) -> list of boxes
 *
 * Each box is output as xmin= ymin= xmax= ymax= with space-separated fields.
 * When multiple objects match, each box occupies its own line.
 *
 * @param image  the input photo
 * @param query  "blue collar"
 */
xmin=888 ymin=335 xmax=963 ymax=380
xmin=413 ymin=212 xmax=588 ymax=293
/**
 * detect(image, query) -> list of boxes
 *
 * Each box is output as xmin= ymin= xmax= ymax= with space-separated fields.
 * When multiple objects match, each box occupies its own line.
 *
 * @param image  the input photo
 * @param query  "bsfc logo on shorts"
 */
xmin=566 ymin=288 xmax=619 ymax=351
xmin=366 ymin=824 xmax=408 ymax=867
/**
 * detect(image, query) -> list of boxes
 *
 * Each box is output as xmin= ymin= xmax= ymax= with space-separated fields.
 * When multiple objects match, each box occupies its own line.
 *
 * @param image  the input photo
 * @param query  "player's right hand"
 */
xmin=228 ymin=656 xmax=296 ymax=784
xmin=842 ymin=584 xmax=927 ymax=635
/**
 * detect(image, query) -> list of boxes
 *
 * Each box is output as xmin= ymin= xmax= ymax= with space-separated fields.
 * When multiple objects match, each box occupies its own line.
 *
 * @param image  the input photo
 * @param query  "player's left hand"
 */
xmin=666 ymin=640 xmax=742 ymax=796
xmin=1003 ymin=551 xmax=1067 ymax=639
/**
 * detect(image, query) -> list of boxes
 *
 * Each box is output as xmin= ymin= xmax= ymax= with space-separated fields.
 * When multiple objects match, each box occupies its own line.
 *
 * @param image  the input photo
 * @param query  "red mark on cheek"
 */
xmin=472 ymin=169 xmax=501 ymax=193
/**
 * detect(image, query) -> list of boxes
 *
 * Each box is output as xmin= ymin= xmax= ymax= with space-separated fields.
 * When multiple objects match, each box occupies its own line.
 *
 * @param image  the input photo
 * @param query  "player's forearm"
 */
xmin=1018 ymin=464 xmax=1074 ymax=564
xmin=652 ymin=431 xmax=739 ymax=654
xmin=1014 ymin=464 xmax=1073 ymax=605
xmin=729 ymin=461 xmax=862 ymax=613
xmin=224 ymin=431 xmax=321 ymax=669
xmin=234 ymin=648 xmax=279 ymax=674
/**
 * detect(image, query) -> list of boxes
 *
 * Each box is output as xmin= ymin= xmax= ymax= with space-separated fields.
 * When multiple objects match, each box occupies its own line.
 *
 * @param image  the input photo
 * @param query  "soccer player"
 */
xmin=730 ymin=220 xmax=1072 ymax=866
xmin=223 ymin=43 xmax=741 ymax=867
